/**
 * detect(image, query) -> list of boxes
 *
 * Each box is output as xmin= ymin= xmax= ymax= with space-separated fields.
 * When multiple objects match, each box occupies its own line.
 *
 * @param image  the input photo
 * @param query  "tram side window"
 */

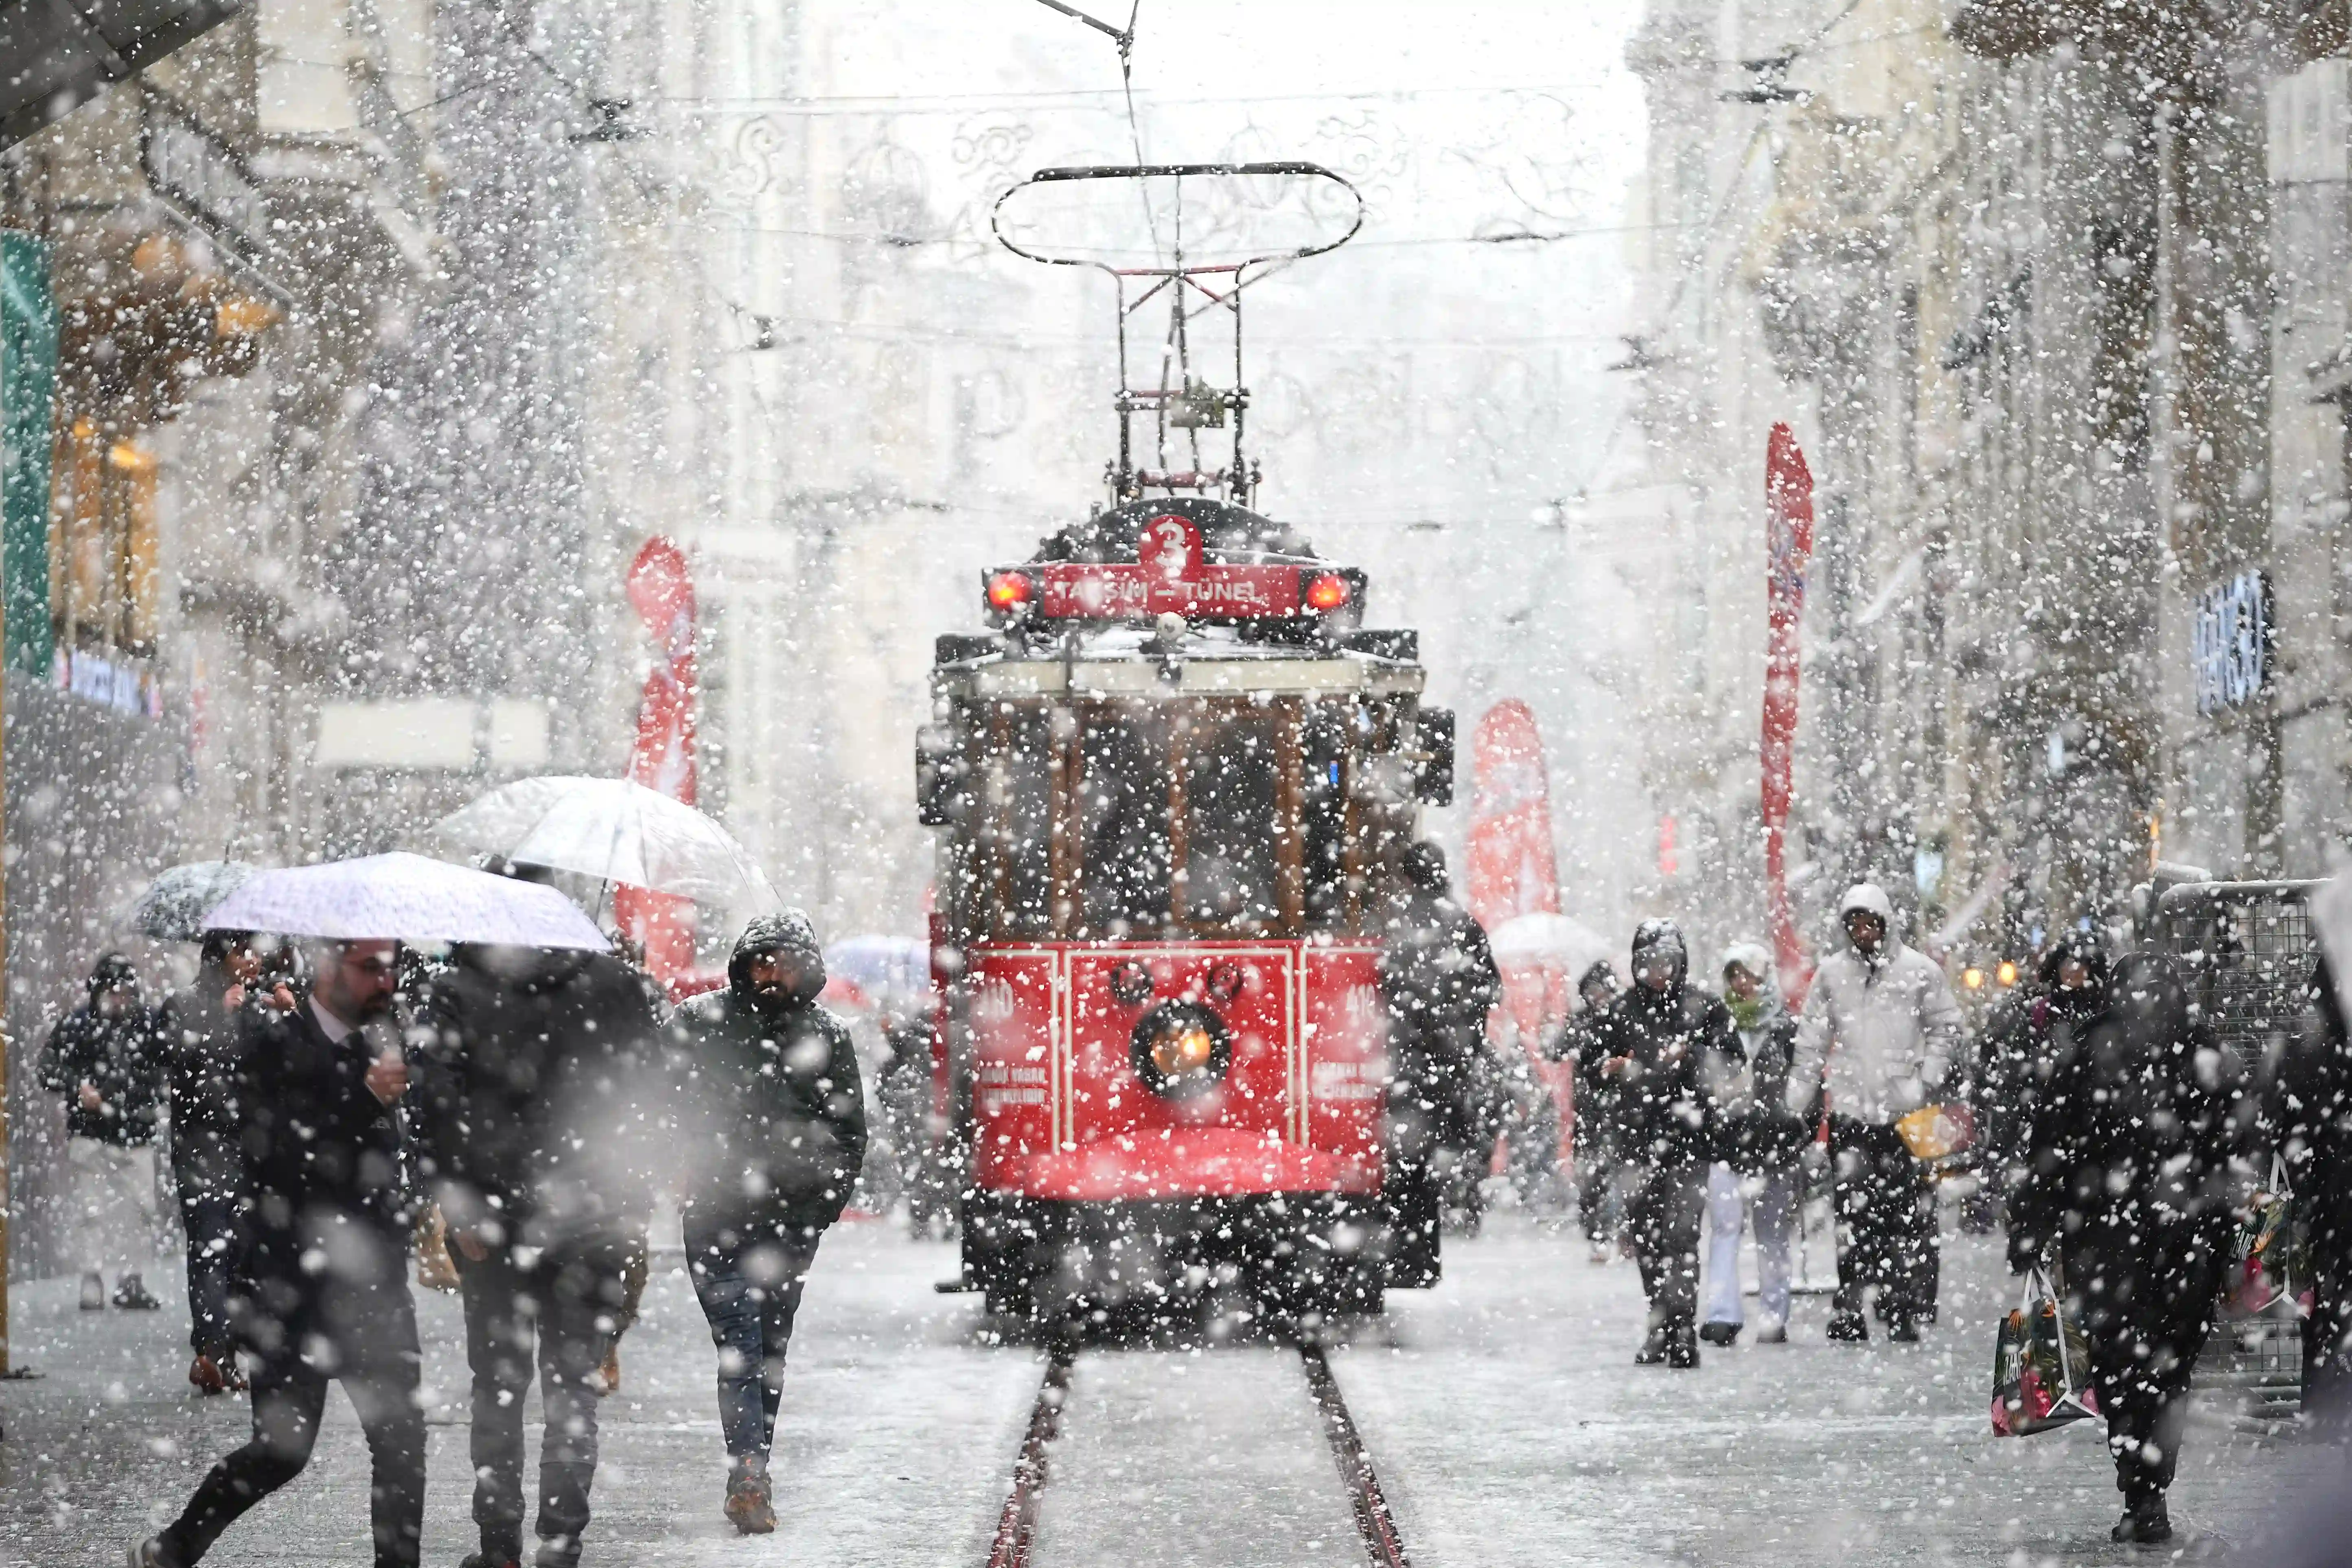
xmin=1184 ymin=710 xmax=1281 ymax=929
xmin=1303 ymin=704 xmax=1349 ymax=930
xmin=1080 ymin=706 xmax=1171 ymax=935
xmin=987 ymin=705 xmax=1054 ymax=937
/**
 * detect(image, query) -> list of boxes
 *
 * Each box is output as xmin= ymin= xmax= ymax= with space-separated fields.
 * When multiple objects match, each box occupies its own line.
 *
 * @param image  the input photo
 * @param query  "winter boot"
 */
xmin=1753 ymin=1323 xmax=1789 ymax=1345
xmin=80 ymin=1271 xmax=105 ymax=1311
xmin=188 ymin=1355 xmax=227 ymax=1395
xmin=112 ymin=1273 xmax=162 ymax=1310
xmin=1825 ymin=1309 xmax=1869 ymax=1343
xmin=1665 ymin=1324 xmax=1701 ymax=1369
xmin=1698 ymin=1321 xmax=1741 ymax=1347
xmin=1633 ymin=1324 xmax=1670 ymax=1365
xmin=723 ymin=1455 xmax=777 ymax=1535
xmin=1887 ymin=1315 xmax=1920 ymax=1343
xmin=2111 ymin=1494 xmax=2171 ymax=1545
xmin=594 ymin=1340 xmax=622 ymax=1396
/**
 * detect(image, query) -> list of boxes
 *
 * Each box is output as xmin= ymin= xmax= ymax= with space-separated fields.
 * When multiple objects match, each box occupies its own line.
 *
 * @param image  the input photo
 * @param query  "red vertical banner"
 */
xmin=616 ymin=537 xmax=699 ymax=985
xmin=1762 ymin=424 xmax=1815 ymax=1007
xmin=1465 ymin=701 xmax=1577 ymax=1168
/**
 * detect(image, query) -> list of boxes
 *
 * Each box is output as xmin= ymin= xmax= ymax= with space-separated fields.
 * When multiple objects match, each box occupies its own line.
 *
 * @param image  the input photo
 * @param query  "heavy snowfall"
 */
xmin=0 ymin=3 xmax=2350 ymax=1567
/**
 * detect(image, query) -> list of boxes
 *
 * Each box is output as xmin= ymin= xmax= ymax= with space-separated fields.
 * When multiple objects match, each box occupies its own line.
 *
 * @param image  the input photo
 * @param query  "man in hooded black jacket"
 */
xmin=1377 ymin=842 xmax=1502 ymax=1283
xmin=1579 ymin=919 xmax=1739 ymax=1368
xmin=2007 ymin=950 xmax=2252 ymax=1546
xmin=413 ymin=939 xmax=669 ymax=1568
xmin=37 ymin=951 xmax=169 ymax=1310
xmin=676 ymin=912 xmax=867 ymax=1535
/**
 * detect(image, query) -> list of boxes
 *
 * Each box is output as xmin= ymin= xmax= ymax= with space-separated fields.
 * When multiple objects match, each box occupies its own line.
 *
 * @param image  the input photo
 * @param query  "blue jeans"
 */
xmin=1703 ymin=1163 xmax=1797 ymax=1329
xmin=682 ymin=1208 xmax=824 ymax=1460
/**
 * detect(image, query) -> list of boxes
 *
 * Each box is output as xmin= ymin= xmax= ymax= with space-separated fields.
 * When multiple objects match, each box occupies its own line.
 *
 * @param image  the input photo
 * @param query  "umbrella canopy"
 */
xmin=432 ymin=775 xmax=779 ymax=910
xmin=121 ymin=860 xmax=256 ymax=941
xmin=204 ymin=852 xmax=608 ymax=950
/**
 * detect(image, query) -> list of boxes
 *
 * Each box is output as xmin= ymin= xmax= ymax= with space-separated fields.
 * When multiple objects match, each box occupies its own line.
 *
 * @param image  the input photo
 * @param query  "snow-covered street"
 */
xmin=4 ymin=1211 xmax=2335 ymax=1566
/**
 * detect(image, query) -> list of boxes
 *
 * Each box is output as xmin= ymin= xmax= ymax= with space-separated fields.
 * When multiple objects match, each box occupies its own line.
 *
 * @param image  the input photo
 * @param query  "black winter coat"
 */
xmin=414 ymin=946 xmax=671 ymax=1253
xmin=677 ymin=986 xmax=868 ymax=1230
xmin=2008 ymin=954 xmax=2253 ymax=1274
xmin=1719 ymin=1010 xmax=1806 ymax=1172
xmin=1378 ymin=888 xmax=1503 ymax=1146
xmin=232 ymin=1003 xmax=407 ymax=1265
xmin=161 ymin=970 xmax=255 ymax=1190
xmin=1581 ymin=984 xmax=1740 ymax=1170
xmin=37 ymin=998 xmax=169 ymax=1145
xmin=232 ymin=1001 xmax=415 ymax=1367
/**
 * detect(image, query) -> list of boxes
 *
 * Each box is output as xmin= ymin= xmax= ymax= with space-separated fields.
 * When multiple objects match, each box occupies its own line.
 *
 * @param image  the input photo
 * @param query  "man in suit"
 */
xmin=134 ymin=939 xmax=425 ymax=1568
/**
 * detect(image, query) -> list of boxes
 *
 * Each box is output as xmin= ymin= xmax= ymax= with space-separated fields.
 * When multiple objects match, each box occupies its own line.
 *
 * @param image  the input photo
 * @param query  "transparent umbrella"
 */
xmin=431 ymin=775 xmax=780 ymax=911
xmin=120 ymin=860 xmax=256 ymax=941
xmin=204 ymin=852 xmax=608 ymax=948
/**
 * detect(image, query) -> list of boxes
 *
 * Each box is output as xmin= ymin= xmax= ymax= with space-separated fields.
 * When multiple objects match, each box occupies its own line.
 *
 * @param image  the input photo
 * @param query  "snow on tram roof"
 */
xmin=932 ymin=620 xmax=1425 ymax=699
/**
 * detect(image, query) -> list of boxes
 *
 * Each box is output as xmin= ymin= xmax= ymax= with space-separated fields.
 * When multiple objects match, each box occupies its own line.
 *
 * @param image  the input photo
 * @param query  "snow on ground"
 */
xmin=0 ymin=1208 xmax=2339 ymax=1566
xmin=1340 ymin=1211 xmax=2337 ymax=1567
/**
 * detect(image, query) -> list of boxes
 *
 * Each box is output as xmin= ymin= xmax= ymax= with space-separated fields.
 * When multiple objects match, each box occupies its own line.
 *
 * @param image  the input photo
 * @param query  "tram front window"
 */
xmin=1184 ymin=710 xmax=1280 ymax=928
xmin=1080 ymin=706 xmax=1171 ymax=935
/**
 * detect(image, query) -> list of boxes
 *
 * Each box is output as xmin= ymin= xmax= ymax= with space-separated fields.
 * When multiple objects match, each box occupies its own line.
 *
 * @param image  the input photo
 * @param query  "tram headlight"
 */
xmin=1304 ymin=572 xmax=1350 ymax=612
xmin=1129 ymin=1001 xmax=1233 ymax=1100
xmin=985 ymin=569 xmax=1037 ymax=620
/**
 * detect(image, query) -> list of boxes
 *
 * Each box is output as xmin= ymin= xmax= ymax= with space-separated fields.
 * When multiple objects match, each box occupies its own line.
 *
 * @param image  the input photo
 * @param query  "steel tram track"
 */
xmin=983 ymin=1336 xmax=1410 ymax=1568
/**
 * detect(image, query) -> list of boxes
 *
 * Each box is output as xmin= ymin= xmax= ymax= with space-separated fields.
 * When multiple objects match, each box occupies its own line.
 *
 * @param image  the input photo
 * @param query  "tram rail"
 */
xmin=982 ymin=1338 xmax=1410 ymax=1568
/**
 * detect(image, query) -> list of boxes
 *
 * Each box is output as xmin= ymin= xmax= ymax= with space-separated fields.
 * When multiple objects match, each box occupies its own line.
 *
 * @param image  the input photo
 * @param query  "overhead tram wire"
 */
xmin=1024 ymin=0 xmax=1163 ymax=267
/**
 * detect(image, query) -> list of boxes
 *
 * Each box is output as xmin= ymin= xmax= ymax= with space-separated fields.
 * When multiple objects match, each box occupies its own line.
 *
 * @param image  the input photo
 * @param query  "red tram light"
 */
xmin=1304 ymin=572 xmax=1351 ymax=612
xmin=985 ymin=570 xmax=1036 ymax=614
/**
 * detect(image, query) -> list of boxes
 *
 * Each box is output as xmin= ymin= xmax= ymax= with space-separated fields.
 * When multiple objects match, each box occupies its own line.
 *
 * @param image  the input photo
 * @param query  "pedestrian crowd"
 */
xmin=1544 ymin=878 xmax=2352 ymax=1547
xmin=39 ymin=898 xmax=867 ymax=1568
xmin=33 ymin=852 xmax=2352 ymax=1560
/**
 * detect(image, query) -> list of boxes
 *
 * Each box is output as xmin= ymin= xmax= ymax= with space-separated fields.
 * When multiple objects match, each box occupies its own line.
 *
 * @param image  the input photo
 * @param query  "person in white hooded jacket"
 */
xmin=1781 ymin=883 xmax=1962 ymax=1342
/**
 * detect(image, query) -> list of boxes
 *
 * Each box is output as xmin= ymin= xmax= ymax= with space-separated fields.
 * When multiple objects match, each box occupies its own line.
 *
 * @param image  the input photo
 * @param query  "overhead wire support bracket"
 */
xmin=1028 ymin=0 xmax=1134 ymax=51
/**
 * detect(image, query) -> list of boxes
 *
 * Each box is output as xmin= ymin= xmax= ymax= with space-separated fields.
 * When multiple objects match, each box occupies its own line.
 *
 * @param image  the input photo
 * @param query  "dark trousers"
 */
xmin=455 ymin=1243 xmax=629 ymax=1566
xmin=1627 ymin=1166 xmax=1705 ymax=1327
xmin=683 ymin=1207 xmax=824 ymax=1460
xmin=160 ymin=1310 xmax=424 ymax=1566
xmin=1829 ymin=1118 xmax=1936 ymax=1326
xmin=2305 ymin=1189 xmax=2352 ymax=1429
xmin=176 ymin=1181 xmax=239 ymax=1360
xmin=2072 ymin=1220 xmax=2229 ymax=1504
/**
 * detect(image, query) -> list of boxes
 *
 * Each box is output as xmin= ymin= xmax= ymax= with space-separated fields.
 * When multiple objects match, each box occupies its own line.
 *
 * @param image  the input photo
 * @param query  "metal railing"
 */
xmin=2144 ymin=879 xmax=2322 ymax=1073
xmin=2143 ymin=878 xmax=2322 ymax=1417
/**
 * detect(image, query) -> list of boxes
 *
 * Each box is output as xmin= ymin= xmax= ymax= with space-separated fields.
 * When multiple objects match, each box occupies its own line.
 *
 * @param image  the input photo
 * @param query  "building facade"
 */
xmin=1621 ymin=0 xmax=2352 ymax=973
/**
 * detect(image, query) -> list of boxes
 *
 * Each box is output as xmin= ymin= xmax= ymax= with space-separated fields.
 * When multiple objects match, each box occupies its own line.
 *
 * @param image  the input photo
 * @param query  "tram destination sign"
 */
xmin=988 ymin=512 xmax=1360 ymax=622
xmin=1039 ymin=561 xmax=1303 ymax=619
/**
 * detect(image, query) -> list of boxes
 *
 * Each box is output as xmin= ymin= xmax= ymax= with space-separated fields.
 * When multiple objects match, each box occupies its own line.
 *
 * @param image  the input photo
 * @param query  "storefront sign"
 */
xmin=2192 ymin=569 xmax=2270 ymax=716
xmin=140 ymin=95 xmax=289 ymax=301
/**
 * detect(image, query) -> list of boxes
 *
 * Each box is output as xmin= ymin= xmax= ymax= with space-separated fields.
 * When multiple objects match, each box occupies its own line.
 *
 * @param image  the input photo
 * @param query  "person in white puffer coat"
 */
xmin=1781 ymin=882 xmax=1963 ymax=1343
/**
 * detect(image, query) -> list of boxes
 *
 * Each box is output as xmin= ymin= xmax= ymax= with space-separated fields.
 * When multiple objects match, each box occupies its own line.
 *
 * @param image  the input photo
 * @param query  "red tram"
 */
xmin=918 ymin=165 xmax=1454 ymax=1324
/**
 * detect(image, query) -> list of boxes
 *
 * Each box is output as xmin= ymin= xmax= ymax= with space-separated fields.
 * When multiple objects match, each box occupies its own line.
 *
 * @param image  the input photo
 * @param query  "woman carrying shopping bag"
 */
xmin=2005 ymin=948 xmax=2256 ymax=1545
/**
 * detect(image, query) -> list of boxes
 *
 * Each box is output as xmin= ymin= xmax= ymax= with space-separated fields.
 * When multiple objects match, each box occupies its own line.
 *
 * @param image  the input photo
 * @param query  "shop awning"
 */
xmin=0 ymin=0 xmax=245 ymax=150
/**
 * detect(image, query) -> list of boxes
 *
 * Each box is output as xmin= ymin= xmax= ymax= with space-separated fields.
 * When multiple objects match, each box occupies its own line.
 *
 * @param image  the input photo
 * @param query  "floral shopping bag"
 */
xmin=1991 ymin=1260 xmax=2101 ymax=1436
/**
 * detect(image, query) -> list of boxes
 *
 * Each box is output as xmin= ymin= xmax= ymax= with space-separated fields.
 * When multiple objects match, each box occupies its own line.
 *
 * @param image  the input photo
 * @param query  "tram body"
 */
xmin=921 ymin=497 xmax=1452 ymax=1321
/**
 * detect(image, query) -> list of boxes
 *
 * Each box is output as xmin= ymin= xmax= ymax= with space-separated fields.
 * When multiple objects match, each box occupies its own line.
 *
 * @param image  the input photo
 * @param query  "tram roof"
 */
xmin=1025 ymin=497 xmax=1324 ymax=567
xmin=932 ymin=622 xmax=1424 ymax=701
